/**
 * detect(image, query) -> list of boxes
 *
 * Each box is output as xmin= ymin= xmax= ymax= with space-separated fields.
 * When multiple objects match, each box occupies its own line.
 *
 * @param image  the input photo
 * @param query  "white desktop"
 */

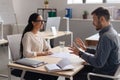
xmin=45 ymin=17 xmax=61 ymax=32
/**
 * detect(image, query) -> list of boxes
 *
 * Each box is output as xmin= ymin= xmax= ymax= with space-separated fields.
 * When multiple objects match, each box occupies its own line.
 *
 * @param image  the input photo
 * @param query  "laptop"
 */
xmin=45 ymin=17 xmax=61 ymax=31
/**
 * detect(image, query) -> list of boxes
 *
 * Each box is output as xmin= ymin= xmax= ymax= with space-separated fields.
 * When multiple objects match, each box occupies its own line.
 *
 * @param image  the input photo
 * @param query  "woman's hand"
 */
xmin=37 ymin=51 xmax=53 ymax=56
xmin=43 ymin=51 xmax=53 ymax=56
xmin=46 ymin=51 xmax=53 ymax=55
xmin=75 ymin=38 xmax=87 ymax=51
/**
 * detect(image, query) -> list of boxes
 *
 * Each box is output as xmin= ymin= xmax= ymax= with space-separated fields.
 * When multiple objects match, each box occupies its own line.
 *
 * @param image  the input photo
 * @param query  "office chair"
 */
xmin=87 ymin=66 xmax=120 ymax=80
xmin=7 ymin=34 xmax=26 ymax=80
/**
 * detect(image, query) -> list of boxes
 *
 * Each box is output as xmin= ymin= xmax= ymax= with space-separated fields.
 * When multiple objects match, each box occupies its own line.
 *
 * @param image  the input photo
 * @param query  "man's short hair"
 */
xmin=91 ymin=7 xmax=110 ymax=21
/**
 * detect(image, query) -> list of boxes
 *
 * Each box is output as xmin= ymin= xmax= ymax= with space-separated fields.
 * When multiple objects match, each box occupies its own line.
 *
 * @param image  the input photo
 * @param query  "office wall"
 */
xmin=12 ymin=0 xmax=120 ymax=29
xmin=50 ymin=0 xmax=120 ymax=18
xmin=12 ymin=0 xmax=44 ymax=24
xmin=49 ymin=0 xmax=120 ymax=45
xmin=10 ymin=0 xmax=120 ymax=45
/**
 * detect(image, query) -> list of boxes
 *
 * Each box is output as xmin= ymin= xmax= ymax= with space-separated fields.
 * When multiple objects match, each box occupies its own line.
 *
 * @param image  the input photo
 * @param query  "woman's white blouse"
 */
xmin=22 ymin=32 xmax=51 ymax=58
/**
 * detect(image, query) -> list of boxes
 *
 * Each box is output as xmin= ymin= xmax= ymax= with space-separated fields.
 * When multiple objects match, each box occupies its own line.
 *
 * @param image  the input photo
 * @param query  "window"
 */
xmin=68 ymin=0 xmax=82 ymax=4
xmin=67 ymin=0 xmax=120 ymax=4
xmin=107 ymin=0 xmax=120 ymax=3
xmin=86 ymin=0 xmax=103 ymax=3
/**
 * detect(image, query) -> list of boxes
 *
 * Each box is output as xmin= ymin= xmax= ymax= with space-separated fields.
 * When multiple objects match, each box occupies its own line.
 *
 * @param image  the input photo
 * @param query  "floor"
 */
xmin=0 ymin=46 xmax=65 ymax=80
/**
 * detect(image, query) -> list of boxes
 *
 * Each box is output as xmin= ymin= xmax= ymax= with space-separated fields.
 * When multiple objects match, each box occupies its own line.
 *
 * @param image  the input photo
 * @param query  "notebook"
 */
xmin=15 ymin=58 xmax=46 ymax=68
xmin=45 ymin=58 xmax=74 ymax=72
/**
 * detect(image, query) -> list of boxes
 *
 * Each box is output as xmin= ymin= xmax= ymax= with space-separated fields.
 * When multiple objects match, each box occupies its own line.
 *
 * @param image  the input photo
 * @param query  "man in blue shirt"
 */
xmin=67 ymin=7 xmax=120 ymax=80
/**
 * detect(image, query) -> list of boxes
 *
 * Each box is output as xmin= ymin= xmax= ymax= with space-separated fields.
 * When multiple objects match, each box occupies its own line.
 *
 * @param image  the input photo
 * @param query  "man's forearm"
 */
xmin=85 ymin=48 xmax=96 ymax=54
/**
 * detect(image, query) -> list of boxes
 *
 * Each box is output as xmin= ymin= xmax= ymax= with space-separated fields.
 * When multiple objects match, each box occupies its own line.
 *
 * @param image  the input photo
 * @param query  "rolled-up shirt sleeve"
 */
xmin=80 ymin=36 xmax=112 ymax=68
xmin=22 ymin=34 xmax=37 ymax=58
xmin=86 ymin=48 xmax=96 ymax=54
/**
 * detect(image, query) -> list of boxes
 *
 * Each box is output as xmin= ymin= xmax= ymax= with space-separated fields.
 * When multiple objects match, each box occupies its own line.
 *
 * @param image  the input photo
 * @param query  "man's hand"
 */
xmin=75 ymin=38 xmax=87 ymax=51
xmin=69 ymin=46 xmax=80 ymax=56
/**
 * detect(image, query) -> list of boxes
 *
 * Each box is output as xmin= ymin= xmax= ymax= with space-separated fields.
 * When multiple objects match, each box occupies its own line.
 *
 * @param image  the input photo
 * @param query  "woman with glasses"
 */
xmin=21 ymin=13 xmax=51 ymax=58
xmin=12 ymin=13 xmax=58 ymax=80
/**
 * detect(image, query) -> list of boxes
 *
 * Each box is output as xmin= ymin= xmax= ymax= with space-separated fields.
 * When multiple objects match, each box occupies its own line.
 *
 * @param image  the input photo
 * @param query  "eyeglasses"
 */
xmin=35 ymin=20 xmax=46 ymax=23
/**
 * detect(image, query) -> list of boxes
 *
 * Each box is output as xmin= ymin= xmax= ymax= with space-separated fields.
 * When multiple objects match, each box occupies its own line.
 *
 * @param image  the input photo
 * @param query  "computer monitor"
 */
xmin=45 ymin=17 xmax=61 ymax=31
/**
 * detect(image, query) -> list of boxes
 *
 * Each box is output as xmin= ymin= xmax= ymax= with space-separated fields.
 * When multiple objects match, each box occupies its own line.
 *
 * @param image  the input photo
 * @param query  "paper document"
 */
xmin=45 ymin=58 xmax=74 ymax=72
xmin=50 ymin=52 xmax=71 ymax=59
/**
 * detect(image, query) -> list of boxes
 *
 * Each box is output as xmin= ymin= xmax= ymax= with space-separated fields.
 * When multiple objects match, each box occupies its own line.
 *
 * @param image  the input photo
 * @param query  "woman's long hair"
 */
xmin=20 ymin=13 xmax=40 ymax=58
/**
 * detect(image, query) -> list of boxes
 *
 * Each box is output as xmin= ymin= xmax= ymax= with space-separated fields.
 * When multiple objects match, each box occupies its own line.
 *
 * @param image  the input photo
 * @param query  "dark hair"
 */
xmin=91 ymin=7 xmax=110 ymax=21
xmin=20 ymin=13 xmax=40 ymax=58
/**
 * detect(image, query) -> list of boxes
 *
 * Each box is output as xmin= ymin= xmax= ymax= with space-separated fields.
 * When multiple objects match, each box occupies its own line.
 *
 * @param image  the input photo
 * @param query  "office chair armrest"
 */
xmin=87 ymin=72 xmax=119 ymax=80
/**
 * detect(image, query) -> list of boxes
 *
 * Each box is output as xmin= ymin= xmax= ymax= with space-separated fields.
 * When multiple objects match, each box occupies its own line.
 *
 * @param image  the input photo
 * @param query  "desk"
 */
xmin=0 ymin=39 xmax=8 ymax=45
xmin=85 ymin=34 xmax=99 ymax=46
xmin=40 ymin=31 xmax=73 ymax=46
xmin=8 ymin=46 xmax=84 ymax=80
xmin=85 ymin=33 xmax=120 ymax=46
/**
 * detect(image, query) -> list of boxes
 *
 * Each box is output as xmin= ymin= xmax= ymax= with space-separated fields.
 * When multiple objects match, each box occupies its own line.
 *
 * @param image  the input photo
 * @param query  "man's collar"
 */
xmin=99 ymin=25 xmax=111 ymax=36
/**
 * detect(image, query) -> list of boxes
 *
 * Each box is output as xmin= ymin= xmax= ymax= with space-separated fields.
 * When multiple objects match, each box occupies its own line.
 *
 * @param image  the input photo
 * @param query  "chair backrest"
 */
xmin=7 ymin=34 xmax=22 ymax=61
